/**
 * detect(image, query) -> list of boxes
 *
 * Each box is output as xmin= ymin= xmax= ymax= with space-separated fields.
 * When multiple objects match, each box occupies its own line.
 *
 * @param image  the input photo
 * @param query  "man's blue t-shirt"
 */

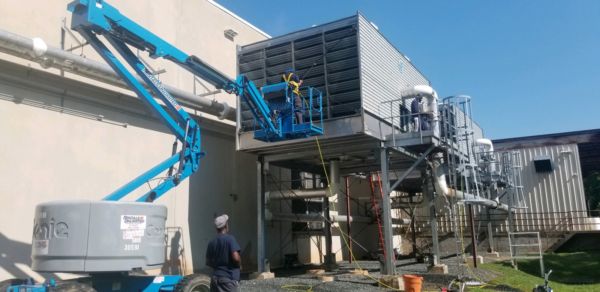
xmin=206 ymin=233 xmax=241 ymax=281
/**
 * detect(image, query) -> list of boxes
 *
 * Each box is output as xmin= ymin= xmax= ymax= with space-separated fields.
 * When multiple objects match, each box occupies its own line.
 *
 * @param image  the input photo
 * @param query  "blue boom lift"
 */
xmin=5 ymin=0 xmax=322 ymax=291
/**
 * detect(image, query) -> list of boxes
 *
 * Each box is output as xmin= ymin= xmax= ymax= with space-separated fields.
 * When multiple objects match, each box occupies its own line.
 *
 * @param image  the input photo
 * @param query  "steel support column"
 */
xmin=379 ymin=147 xmax=395 ymax=275
xmin=324 ymin=160 xmax=339 ymax=270
xmin=257 ymin=157 xmax=267 ymax=272
xmin=410 ymin=193 xmax=418 ymax=257
xmin=345 ymin=176 xmax=352 ymax=263
xmin=487 ymin=210 xmax=495 ymax=253
xmin=427 ymin=171 xmax=441 ymax=266
xmin=468 ymin=204 xmax=478 ymax=268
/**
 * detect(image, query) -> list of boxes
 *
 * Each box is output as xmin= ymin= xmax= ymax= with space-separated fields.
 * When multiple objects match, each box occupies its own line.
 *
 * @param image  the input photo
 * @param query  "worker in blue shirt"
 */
xmin=206 ymin=214 xmax=241 ymax=292
xmin=282 ymin=69 xmax=304 ymax=124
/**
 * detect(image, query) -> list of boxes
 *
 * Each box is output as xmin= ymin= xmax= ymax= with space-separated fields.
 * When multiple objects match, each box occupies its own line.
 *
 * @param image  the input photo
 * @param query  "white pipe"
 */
xmin=0 ymin=29 xmax=235 ymax=120
xmin=400 ymin=85 xmax=440 ymax=135
xmin=431 ymin=157 xmax=510 ymax=212
xmin=266 ymin=189 xmax=327 ymax=201
xmin=476 ymin=138 xmax=494 ymax=152
xmin=267 ymin=212 xmax=411 ymax=225
xmin=400 ymin=85 xmax=438 ymax=100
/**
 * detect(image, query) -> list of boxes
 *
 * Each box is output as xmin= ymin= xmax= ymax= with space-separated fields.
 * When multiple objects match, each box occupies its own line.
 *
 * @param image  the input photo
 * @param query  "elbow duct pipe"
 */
xmin=431 ymin=156 xmax=510 ymax=212
xmin=401 ymin=85 xmax=440 ymax=135
xmin=0 ymin=29 xmax=235 ymax=121
xmin=475 ymin=138 xmax=494 ymax=152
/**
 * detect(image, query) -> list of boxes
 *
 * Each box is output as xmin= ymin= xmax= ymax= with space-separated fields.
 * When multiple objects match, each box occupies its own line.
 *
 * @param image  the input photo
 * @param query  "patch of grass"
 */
xmin=469 ymin=252 xmax=600 ymax=291
xmin=518 ymin=251 xmax=600 ymax=284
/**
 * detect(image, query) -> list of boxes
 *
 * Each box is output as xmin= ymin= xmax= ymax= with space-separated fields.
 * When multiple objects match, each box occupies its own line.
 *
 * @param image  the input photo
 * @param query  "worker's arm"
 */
xmin=230 ymin=237 xmax=242 ymax=269
xmin=232 ymin=250 xmax=242 ymax=269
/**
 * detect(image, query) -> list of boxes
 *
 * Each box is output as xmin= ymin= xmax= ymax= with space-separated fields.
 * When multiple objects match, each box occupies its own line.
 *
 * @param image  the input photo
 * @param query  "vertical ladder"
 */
xmin=369 ymin=174 xmax=387 ymax=259
xmin=508 ymin=231 xmax=545 ymax=277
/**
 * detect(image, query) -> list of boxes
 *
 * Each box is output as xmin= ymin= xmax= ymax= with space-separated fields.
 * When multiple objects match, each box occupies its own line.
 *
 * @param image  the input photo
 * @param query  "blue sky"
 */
xmin=216 ymin=0 xmax=600 ymax=139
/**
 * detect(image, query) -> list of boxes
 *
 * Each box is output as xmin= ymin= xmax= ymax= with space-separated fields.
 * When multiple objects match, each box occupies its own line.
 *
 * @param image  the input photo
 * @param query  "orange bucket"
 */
xmin=402 ymin=274 xmax=423 ymax=292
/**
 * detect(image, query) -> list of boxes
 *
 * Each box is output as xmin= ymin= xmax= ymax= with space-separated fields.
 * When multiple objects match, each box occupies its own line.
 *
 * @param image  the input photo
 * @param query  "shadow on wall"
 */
xmin=161 ymin=230 xmax=183 ymax=275
xmin=0 ymin=233 xmax=59 ymax=281
xmin=0 ymin=60 xmax=176 ymax=137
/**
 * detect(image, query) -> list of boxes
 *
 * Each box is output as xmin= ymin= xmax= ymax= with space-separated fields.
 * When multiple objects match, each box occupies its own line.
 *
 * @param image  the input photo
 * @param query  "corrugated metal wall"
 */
xmin=357 ymin=14 xmax=429 ymax=119
xmin=509 ymin=143 xmax=587 ymax=232
xmin=411 ymin=143 xmax=588 ymax=236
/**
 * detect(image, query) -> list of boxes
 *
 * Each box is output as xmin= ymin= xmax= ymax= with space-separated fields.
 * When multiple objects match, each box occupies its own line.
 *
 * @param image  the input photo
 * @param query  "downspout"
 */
xmin=0 ymin=29 xmax=235 ymax=120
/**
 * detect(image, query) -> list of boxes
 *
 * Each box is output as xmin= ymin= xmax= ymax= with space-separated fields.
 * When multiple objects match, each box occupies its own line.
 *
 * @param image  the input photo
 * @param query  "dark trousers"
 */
xmin=210 ymin=276 xmax=239 ymax=292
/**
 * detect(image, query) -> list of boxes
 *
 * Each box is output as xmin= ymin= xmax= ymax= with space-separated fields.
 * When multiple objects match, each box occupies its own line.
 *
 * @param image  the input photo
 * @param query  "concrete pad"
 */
xmin=306 ymin=269 xmax=325 ymax=275
xmin=378 ymin=275 xmax=404 ymax=290
xmin=249 ymin=272 xmax=275 ymax=280
xmin=487 ymin=251 xmax=500 ymax=257
xmin=317 ymin=275 xmax=334 ymax=282
xmin=467 ymin=254 xmax=485 ymax=264
xmin=428 ymin=264 xmax=448 ymax=274
xmin=350 ymin=269 xmax=369 ymax=276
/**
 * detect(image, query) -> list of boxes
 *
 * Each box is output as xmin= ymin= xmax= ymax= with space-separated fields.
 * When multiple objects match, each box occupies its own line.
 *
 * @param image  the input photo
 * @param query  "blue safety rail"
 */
xmin=251 ymin=82 xmax=323 ymax=142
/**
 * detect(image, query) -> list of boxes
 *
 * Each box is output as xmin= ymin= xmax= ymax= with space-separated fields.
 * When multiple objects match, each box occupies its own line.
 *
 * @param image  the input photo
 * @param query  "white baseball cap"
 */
xmin=214 ymin=214 xmax=229 ymax=229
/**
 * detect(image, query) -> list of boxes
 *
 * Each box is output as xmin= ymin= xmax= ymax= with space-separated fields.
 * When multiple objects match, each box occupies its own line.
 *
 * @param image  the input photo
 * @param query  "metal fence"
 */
xmin=407 ymin=210 xmax=600 ymax=234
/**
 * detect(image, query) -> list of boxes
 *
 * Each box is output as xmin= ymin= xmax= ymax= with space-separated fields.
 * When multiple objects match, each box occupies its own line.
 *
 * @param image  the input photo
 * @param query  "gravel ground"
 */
xmin=240 ymin=255 xmax=501 ymax=291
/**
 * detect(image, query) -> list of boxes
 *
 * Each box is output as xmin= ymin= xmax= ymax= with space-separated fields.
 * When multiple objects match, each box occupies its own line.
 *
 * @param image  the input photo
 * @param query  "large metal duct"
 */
xmin=431 ymin=156 xmax=510 ymax=212
xmin=0 ymin=29 xmax=235 ymax=120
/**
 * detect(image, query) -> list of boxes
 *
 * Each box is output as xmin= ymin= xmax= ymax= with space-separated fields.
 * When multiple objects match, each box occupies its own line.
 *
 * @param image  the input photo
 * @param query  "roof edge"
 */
xmin=206 ymin=0 xmax=271 ymax=38
xmin=493 ymin=128 xmax=600 ymax=145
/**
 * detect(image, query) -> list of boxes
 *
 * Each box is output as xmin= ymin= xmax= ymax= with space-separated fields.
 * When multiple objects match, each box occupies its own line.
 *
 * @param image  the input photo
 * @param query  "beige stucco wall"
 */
xmin=0 ymin=0 xmax=268 ymax=282
xmin=0 ymin=0 xmax=269 ymax=112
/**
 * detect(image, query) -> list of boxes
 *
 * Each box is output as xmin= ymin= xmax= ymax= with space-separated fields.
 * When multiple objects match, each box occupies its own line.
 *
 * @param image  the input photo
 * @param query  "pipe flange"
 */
xmin=32 ymin=37 xmax=47 ymax=57
xmin=218 ymin=101 xmax=232 ymax=120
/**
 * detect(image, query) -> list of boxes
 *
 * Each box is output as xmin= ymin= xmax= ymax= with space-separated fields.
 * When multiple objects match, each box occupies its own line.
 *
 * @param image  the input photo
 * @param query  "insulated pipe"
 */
xmin=0 ymin=29 xmax=235 ymax=120
xmin=431 ymin=155 xmax=510 ymax=212
xmin=400 ymin=85 xmax=440 ymax=135
xmin=266 ymin=189 xmax=327 ymax=200
xmin=266 ymin=212 xmax=411 ymax=225
xmin=328 ymin=160 xmax=340 ymax=197
xmin=475 ymin=138 xmax=494 ymax=152
xmin=475 ymin=138 xmax=498 ymax=174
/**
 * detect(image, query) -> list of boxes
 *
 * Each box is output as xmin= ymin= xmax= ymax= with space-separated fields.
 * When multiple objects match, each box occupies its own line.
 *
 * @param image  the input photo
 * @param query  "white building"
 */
xmin=0 ymin=0 xmax=269 ymax=281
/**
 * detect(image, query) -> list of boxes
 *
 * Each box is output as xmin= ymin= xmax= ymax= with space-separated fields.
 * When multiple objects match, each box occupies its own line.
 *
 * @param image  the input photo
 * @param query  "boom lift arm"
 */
xmin=67 ymin=0 xmax=282 ymax=202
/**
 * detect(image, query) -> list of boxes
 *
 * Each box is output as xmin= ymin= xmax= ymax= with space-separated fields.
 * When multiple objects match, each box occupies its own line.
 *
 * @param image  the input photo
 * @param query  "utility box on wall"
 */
xmin=533 ymin=155 xmax=554 ymax=173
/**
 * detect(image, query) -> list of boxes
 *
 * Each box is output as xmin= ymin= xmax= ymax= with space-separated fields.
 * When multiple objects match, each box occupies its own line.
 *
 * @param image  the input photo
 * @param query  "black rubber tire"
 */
xmin=49 ymin=281 xmax=96 ymax=292
xmin=0 ymin=278 xmax=27 ymax=291
xmin=174 ymin=274 xmax=211 ymax=292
